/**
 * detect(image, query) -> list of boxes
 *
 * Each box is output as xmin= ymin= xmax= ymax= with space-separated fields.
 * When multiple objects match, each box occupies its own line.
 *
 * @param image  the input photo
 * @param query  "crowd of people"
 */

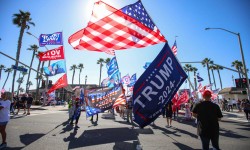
xmin=1 ymin=89 xmax=250 ymax=149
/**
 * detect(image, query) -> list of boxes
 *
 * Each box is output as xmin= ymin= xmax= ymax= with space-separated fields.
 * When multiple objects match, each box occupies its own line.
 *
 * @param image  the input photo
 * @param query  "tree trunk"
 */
xmin=12 ymin=24 xmax=26 ymax=96
xmin=72 ymin=69 xmax=75 ymax=84
xmin=2 ymin=72 xmax=10 ymax=89
xmin=99 ymin=63 xmax=102 ymax=87
xmin=26 ymin=50 xmax=35 ymax=93
xmin=211 ymin=69 xmax=216 ymax=90
xmin=217 ymin=70 xmax=223 ymax=90
xmin=194 ymin=71 xmax=197 ymax=91
xmin=206 ymin=63 xmax=212 ymax=85
xmin=36 ymin=61 xmax=41 ymax=101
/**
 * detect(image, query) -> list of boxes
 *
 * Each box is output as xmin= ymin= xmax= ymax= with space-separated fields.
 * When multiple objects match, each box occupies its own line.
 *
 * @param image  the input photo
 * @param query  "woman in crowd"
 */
xmin=0 ymin=92 xmax=11 ymax=149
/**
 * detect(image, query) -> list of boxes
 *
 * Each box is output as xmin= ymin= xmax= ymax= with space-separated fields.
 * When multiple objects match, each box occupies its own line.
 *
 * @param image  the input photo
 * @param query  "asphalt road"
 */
xmin=3 ymin=106 xmax=250 ymax=150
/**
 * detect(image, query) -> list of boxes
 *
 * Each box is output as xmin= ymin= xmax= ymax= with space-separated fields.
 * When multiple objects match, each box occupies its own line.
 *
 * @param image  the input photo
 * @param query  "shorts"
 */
xmin=26 ymin=104 xmax=32 ymax=108
xmin=0 ymin=122 xmax=8 ymax=126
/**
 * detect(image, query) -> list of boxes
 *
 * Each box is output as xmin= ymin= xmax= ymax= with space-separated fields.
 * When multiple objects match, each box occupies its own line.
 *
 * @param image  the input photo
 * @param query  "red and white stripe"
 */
xmin=113 ymin=94 xmax=126 ymax=108
xmin=68 ymin=1 xmax=166 ymax=52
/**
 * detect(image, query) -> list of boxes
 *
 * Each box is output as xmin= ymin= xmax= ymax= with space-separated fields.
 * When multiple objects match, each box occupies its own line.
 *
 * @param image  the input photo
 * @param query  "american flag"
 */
xmin=68 ymin=1 xmax=166 ymax=51
xmin=113 ymin=93 xmax=126 ymax=108
xmin=171 ymin=40 xmax=177 ymax=56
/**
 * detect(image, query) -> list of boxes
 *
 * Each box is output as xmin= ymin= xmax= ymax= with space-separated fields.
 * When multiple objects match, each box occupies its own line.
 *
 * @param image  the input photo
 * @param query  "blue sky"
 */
xmin=0 ymin=0 xmax=250 ymax=92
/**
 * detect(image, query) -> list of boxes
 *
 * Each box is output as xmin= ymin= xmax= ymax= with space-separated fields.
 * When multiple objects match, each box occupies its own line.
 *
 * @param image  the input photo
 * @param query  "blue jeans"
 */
xmin=200 ymin=135 xmax=220 ymax=150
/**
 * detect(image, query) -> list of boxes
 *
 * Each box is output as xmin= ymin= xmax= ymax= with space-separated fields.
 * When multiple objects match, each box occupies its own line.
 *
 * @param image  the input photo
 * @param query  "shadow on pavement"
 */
xmin=102 ymin=113 xmax=115 ymax=120
xmin=174 ymin=127 xmax=198 ymax=138
xmin=20 ymin=133 xmax=45 ymax=146
xmin=113 ymin=141 xmax=139 ymax=150
xmin=173 ymin=142 xmax=200 ymax=150
xmin=30 ymin=107 xmax=47 ymax=110
xmin=66 ymin=127 xmax=139 ymax=149
xmin=219 ymin=128 xmax=249 ymax=138
xmin=150 ymin=124 xmax=180 ymax=136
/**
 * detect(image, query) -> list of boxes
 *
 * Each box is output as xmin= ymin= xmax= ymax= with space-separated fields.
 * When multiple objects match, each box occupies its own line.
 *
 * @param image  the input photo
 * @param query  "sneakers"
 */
xmin=0 ymin=142 xmax=7 ymax=149
xmin=23 ymin=112 xmax=26 ymax=115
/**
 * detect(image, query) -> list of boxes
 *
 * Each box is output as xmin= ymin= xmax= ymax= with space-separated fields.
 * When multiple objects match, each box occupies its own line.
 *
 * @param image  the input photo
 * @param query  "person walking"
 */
xmin=15 ymin=94 xmax=27 ymax=115
xmin=26 ymin=94 xmax=33 ymax=115
xmin=0 ymin=92 xmax=11 ymax=149
xmin=242 ymin=99 xmax=250 ymax=122
xmin=165 ymin=101 xmax=173 ymax=127
xmin=192 ymin=89 xmax=223 ymax=150
xmin=70 ymin=101 xmax=81 ymax=129
xmin=126 ymin=96 xmax=134 ymax=129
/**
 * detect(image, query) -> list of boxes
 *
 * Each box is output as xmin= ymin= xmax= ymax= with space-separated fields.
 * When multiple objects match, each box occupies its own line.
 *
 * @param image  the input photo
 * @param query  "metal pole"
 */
xmin=237 ymin=33 xmax=250 ymax=99
xmin=205 ymin=28 xmax=250 ymax=99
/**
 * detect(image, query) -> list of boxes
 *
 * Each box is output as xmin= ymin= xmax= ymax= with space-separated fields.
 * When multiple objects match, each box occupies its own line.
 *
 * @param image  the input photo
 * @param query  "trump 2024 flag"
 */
xmin=48 ymin=74 xmax=68 ymax=94
xmin=132 ymin=43 xmax=187 ymax=128
xmin=68 ymin=1 xmax=166 ymax=51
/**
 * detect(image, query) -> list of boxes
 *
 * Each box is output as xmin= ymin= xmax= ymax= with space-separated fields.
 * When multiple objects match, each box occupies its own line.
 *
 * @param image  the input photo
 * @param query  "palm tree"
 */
xmin=38 ymin=61 xmax=45 ymax=89
xmin=26 ymin=44 xmax=39 ymax=92
xmin=17 ymin=71 xmax=27 ymax=95
xmin=70 ymin=64 xmax=77 ymax=84
xmin=35 ymin=74 xmax=43 ymax=100
xmin=11 ymin=10 xmax=35 ymax=95
xmin=97 ymin=58 xmax=105 ymax=87
xmin=2 ymin=68 xmax=13 ymax=89
xmin=77 ymin=63 xmax=84 ymax=86
xmin=201 ymin=58 xmax=213 ymax=85
xmin=35 ymin=52 xmax=42 ymax=99
xmin=0 ymin=65 xmax=5 ymax=80
xmin=190 ymin=67 xmax=198 ymax=91
xmin=19 ymin=87 xmax=24 ymax=93
xmin=214 ymin=65 xmax=223 ymax=90
xmin=232 ymin=60 xmax=243 ymax=78
xmin=27 ymin=81 xmax=33 ymax=92
xmin=183 ymin=64 xmax=193 ymax=90
xmin=209 ymin=65 xmax=217 ymax=89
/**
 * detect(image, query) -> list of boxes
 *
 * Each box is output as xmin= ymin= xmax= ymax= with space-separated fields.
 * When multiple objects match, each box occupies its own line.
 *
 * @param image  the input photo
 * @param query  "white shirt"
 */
xmin=0 ymin=99 xmax=11 ymax=122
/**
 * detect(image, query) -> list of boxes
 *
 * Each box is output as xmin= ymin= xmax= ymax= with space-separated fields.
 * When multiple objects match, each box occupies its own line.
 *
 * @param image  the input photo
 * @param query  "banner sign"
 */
xmin=43 ymin=60 xmax=66 ymax=76
xmin=39 ymin=32 xmax=63 ymax=47
xmin=39 ymin=46 xmax=65 ymax=61
xmin=12 ymin=65 xmax=28 ymax=73
xmin=132 ymin=43 xmax=187 ymax=128
xmin=86 ymin=85 xmax=122 ymax=112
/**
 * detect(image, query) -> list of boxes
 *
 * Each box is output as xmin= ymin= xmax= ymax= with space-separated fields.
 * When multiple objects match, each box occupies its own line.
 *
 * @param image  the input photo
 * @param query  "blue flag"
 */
xmin=143 ymin=62 xmax=151 ymax=69
xmin=128 ymin=73 xmax=137 ymax=87
xmin=197 ymin=73 xmax=204 ymax=82
xmin=133 ymin=43 xmax=187 ymax=128
xmin=43 ymin=60 xmax=66 ymax=76
xmin=85 ymin=106 xmax=102 ymax=118
xmin=107 ymin=57 xmax=119 ymax=76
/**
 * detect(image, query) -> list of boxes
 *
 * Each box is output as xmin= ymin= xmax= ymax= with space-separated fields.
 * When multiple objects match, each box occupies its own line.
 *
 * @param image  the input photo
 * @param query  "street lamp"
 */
xmin=205 ymin=27 xmax=250 ymax=99
xmin=85 ymin=75 xmax=88 ymax=86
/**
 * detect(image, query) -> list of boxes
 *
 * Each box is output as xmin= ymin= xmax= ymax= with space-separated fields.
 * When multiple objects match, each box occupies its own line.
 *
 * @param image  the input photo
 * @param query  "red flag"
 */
xmin=47 ymin=74 xmax=68 ymax=94
xmin=68 ymin=1 xmax=166 ymax=52
xmin=176 ymin=90 xmax=189 ymax=106
xmin=39 ymin=46 xmax=65 ymax=61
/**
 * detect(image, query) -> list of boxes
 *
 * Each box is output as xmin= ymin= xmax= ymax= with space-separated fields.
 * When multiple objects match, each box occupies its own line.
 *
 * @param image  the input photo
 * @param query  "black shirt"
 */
xmin=27 ymin=97 xmax=33 ymax=104
xmin=192 ymin=101 xmax=223 ymax=137
xmin=20 ymin=96 xmax=27 ymax=104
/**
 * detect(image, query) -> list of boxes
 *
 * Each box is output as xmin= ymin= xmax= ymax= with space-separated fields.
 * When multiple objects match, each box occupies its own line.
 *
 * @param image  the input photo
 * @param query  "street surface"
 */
xmin=4 ymin=105 xmax=250 ymax=150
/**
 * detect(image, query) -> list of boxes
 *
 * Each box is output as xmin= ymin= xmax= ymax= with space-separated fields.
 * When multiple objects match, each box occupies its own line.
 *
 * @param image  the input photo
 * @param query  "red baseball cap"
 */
xmin=75 ymin=97 xmax=79 ymax=101
xmin=202 ymin=89 xmax=212 ymax=97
